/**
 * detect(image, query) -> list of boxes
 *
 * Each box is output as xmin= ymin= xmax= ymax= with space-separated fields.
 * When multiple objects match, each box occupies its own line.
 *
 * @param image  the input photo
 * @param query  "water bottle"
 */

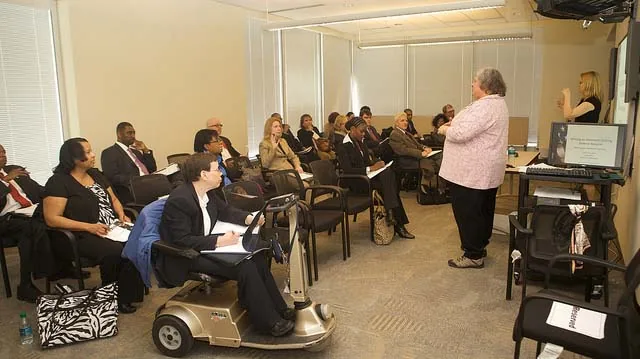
xmin=19 ymin=311 xmax=34 ymax=345
xmin=507 ymin=146 xmax=517 ymax=166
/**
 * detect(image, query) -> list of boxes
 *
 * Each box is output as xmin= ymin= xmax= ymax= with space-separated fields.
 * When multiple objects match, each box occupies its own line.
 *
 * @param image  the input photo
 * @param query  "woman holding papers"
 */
xmin=159 ymin=153 xmax=295 ymax=337
xmin=259 ymin=116 xmax=304 ymax=173
xmin=337 ymin=117 xmax=414 ymax=239
xmin=438 ymin=68 xmax=509 ymax=269
xmin=43 ymin=138 xmax=144 ymax=313
xmin=389 ymin=112 xmax=444 ymax=194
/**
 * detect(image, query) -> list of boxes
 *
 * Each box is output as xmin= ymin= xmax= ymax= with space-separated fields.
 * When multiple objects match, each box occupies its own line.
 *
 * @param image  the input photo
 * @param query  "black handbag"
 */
xmin=36 ymin=282 xmax=118 ymax=348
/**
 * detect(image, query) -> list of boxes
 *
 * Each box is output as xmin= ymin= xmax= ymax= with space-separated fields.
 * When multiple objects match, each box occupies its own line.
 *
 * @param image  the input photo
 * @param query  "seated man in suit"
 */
xmin=101 ymin=122 xmax=157 ymax=204
xmin=361 ymin=108 xmax=382 ymax=154
xmin=0 ymin=145 xmax=56 ymax=302
xmin=389 ymin=112 xmax=444 ymax=193
xmin=206 ymin=117 xmax=241 ymax=161
xmin=159 ymin=153 xmax=295 ymax=337
xmin=336 ymin=118 xmax=414 ymax=239
xmin=403 ymin=108 xmax=420 ymax=138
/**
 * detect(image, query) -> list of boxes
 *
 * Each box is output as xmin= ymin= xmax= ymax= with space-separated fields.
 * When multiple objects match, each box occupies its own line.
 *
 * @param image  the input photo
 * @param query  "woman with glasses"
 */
xmin=159 ymin=153 xmax=295 ymax=337
xmin=193 ymin=129 xmax=231 ymax=186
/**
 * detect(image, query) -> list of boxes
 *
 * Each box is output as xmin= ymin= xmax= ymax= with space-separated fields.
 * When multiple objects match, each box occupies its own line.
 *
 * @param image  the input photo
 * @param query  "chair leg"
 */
xmin=45 ymin=278 xmax=51 ymax=294
xmin=369 ymin=206 xmax=374 ymax=242
xmin=312 ymin=231 xmax=319 ymax=281
xmin=341 ymin=220 xmax=347 ymax=261
xmin=521 ymin=272 xmax=527 ymax=300
xmin=345 ymin=214 xmax=351 ymax=258
xmin=513 ymin=340 xmax=521 ymax=359
xmin=585 ymin=276 xmax=593 ymax=303
xmin=604 ymin=275 xmax=609 ymax=307
xmin=0 ymin=246 xmax=11 ymax=298
xmin=353 ymin=213 xmax=357 ymax=222
xmin=535 ymin=342 xmax=542 ymax=356
xmin=75 ymin=263 xmax=85 ymax=290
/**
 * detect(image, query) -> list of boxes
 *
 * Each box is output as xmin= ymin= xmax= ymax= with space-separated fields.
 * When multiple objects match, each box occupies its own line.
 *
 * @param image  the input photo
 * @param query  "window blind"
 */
xmin=0 ymin=0 xmax=63 ymax=184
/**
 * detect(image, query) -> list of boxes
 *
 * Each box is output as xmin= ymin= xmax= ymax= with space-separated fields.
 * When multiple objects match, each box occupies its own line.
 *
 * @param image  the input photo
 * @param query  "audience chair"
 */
xmin=166 ymin=153 xmax=190 ymax=166
xmin=512 ymin=249 xmax=640 ymax=359
xmin=309 ymin=160 xmax=374 ymax=243
xmin=507 ymin=205 xmax=616 ymax=304
xmin=270 ymin=169 xmax=347 ymax=281
xmin=0 ymin=231 xmax=16 ymax=297
xmin=128 ymin=174 xmax=173 ymax=211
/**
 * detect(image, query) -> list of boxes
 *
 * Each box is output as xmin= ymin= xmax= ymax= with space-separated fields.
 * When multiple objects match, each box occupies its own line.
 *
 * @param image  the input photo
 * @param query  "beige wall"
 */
xmin=535 ymin=21 xmax=614 ymax=148
xmin=56 ymin=0 xmax=249 ymax=168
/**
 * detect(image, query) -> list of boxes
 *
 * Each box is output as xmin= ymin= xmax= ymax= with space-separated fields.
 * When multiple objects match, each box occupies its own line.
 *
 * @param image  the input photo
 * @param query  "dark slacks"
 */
xmin=190 ymin=254 xmax=287 ymax=331
xmin=372 ymin=168 xmax=409 ymax=225
xmin=449 ymin=182 xmax=498 ymax=260
xmin=50 ymin=232 xmax=144 ymax=304
xmin=0 ymin=216 xmax=56 ymax=284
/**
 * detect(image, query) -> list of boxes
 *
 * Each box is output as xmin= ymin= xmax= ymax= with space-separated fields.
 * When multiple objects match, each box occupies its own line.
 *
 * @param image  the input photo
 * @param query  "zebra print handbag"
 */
xmin=36 ymin=282 xmax=119 ymax=348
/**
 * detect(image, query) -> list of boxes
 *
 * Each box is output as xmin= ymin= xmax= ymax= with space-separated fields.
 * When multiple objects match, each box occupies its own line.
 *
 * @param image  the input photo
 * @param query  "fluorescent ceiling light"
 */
xmin=263 ymin=0 xmax=505 ymax=31
xmin=358 ymin=34 xmax=532 ymax=49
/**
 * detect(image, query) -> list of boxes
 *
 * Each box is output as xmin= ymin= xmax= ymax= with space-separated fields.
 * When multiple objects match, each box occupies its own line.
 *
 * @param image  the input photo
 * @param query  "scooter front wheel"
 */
xmin=152 ymin=315 xmax=195 ymax=358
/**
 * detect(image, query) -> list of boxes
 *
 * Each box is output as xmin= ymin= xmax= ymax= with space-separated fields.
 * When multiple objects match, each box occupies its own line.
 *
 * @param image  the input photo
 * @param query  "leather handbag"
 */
xmin=36 ymin=282 xmax=119 ymax=348
xmin=372 ymin=190 xmax=394 ymax=245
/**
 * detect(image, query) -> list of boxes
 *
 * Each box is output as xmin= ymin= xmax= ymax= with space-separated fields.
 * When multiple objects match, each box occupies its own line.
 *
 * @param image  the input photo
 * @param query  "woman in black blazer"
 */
xmin=296 ymin=113 xmax=321 ymax=149
xmin=159 ymin=153 xmax=295 ymax=337
xmin=43 ymin=138 xmax=144 ymax=313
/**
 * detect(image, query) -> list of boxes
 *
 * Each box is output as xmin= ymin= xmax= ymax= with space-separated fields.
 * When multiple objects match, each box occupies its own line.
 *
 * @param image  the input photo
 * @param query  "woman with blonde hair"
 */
xmin=331 ymin=115 xmax=348 ymax=149
xmin=558 ymin=71 xmax=602 ymax=123
xmin=258 ymin=116 xmax=304 ymax=173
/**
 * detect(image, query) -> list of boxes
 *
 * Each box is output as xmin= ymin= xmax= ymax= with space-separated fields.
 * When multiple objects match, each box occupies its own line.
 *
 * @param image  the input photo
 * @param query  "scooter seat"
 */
xmin=186 ymin=272 xmax=228 ymax=285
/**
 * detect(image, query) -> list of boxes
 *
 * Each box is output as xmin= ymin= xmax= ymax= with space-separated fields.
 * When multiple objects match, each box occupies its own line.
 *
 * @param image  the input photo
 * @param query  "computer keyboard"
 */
xmin=525 ymin=167 xmax=593 ymax=178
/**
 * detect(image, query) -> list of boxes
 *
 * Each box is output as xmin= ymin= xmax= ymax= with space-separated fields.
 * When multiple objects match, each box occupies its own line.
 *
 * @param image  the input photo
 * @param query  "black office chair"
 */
xmin=270 ymin=170 xmax=347 ymax=281
xmin=508 ymin=205 xmax=616 ymax=304
xmin=513 ymin=249 xmax=640 ymax=359
xmin=128 ymin=174 xmax=173 ymax=211
xmin=309 ymin=160 xmax=374 ymax=243
xmin=0 ymin=230 xmax=16 ymax=297
xmin=166 ymin=153 xmax=190 ymax=166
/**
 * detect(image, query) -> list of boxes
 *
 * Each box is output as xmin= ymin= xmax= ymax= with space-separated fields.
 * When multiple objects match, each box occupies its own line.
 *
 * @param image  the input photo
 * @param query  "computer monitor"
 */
xmin=548 ymin=122 xmax=627 ymax=170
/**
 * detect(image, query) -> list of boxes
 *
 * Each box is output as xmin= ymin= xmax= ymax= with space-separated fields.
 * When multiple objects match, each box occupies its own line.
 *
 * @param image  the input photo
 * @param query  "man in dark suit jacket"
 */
xmin=361 ymin=109 xmax=383 ymax=154
xmin=101 ymin=122 xmax=157 ymax=204
xmin=158 ymin=153 xmax=295 ymax=337
xmin=336 ymin=118 xmax=414 ymax=239
xmin=206 ymin=117 xmax=241 ymax=160
xmin=0 ymin=144 xmax=56 ymax=302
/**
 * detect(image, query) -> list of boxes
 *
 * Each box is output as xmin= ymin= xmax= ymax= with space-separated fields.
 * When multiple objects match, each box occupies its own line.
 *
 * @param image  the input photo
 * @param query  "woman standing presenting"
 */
xmin=438 ymin=68 xmax=509 ymax=269
xmin=558 ymin=71 xmax=602 ymax=123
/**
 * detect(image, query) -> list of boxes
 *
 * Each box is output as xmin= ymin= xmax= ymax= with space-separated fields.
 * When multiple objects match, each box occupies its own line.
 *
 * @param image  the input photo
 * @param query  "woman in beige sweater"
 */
xmin=259 ymin=116 xmax=303 ymax=173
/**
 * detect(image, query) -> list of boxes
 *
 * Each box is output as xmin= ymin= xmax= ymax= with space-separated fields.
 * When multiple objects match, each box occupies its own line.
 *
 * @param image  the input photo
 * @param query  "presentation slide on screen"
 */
xmin=564 ymin=126 xmax=618 ymax=167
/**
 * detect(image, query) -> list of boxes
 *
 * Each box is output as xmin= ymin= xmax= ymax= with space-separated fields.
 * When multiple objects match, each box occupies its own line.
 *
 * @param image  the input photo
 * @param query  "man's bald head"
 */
xmin=206 ymin=117 xmax=223 ymax=135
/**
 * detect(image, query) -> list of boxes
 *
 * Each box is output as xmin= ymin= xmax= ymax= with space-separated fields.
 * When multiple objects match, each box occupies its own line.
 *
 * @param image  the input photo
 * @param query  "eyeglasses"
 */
xmin=209 ymin=139 xmax=221 ymax=144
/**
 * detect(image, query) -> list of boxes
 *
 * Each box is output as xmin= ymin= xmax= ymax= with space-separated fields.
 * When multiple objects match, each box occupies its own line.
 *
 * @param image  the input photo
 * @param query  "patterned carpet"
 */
xmin=0 ymin=191 xmax=622 ymax=359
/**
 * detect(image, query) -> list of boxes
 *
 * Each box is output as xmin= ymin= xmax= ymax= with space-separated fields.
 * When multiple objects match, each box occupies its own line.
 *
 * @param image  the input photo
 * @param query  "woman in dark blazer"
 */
xmin=296 ymin=113 xmax=321 ymax=149
xmin=43 ymin=138 xmax=144 ymax=313
xmin=336 ymin=117 xmax=414 ymax=239
xmin=158 ymin=153 xmax=295 ymax=337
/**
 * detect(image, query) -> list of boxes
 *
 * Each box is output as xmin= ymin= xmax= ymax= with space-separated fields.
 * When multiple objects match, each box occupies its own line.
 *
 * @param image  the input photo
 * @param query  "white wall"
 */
xmin=353 ymin=46 xmax=407 ymax=115
xmin=323 ymin=35 xmax=352 ymax=119
xmin=56 ymin=0 xmax=250 ymax=167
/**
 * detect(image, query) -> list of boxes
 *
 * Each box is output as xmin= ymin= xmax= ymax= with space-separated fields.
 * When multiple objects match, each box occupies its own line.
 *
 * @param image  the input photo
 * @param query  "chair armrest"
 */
xmin=123 ymin=207 xmax=139 ymax=221
xmin=151 ymin=240 xmax=201 ymax=259
xmin=509 ymin=214 xmax=532 ymax=235
xmin=522 ymin=290 xmax=623 ymax=317
xmin=304 ymin=185 xmax=345 ymax=208
xmin=338 ymin=174 xmax=372 ymax=193
xmin=544 ymin=254 xmax=626 ymax=288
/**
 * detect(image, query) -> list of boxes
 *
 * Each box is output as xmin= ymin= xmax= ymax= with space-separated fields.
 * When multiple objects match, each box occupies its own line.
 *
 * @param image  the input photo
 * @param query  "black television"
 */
xmin=624 ymin=3 xmax=640 ymax=102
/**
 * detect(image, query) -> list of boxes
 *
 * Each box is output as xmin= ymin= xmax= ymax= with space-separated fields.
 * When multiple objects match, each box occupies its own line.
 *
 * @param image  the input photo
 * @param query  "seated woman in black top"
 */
xmin=297 ymin=113 xmax=321 ymax=149
xmin=558 ymin=70 xmax=602 ymax=123
xmin=428 ymin=113 xmax=449 ymax=148
xmin=43 ymin=138 xmax=144 ymax=314
xmin=158 ymin=153 xmax=295 ymax=337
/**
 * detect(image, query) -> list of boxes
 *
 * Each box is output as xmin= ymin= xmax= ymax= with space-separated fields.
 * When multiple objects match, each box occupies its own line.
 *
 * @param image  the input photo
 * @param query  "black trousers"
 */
xmin=190 ymin=255 xmax=287 ymax=331
xmin=372 ymin=168 xmax=409 ymax=225
xmin=50 ymin=232 xmax=144 ymax=304
xmin=0 ymin=216 xmax=56 ymax=285
xmin=449 ymin=182 xmax=498 ymax=260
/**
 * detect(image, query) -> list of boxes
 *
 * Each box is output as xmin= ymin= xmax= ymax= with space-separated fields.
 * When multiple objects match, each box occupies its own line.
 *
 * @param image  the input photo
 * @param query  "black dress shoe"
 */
xmin=270 ymin=319 xmax=294 ymax=337
xmin=17 ymin=283 xmax=44 ymax=303
xmin=118 ymin=303 xmax=137 ymax=314
xmin=394 ymin=225 xmax=415 ymax=239
xmin=282 ymin=308 xmax=296 ymax=321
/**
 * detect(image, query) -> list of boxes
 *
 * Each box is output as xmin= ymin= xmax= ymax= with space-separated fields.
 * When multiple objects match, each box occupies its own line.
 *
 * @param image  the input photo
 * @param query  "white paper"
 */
xmin=427 ymin=150 xmax=442 ymax=158
xmin=104 ymin=226 xmax=131 ymax=243
xmin=546 ymin=301 xmax=607 ymax=339
xmin=12 ymin=204 xmax=38 ymax=217
xmin=299 ymin=172 xmax=314 ymax=181
xmin=157 ymin=194 xmax=169 ymax=200
xmin=210 ymin=218 xmax=260 ymax=236
xmin=367 ymin=160 xmax=394 ymax=179
xmin=154 ymin=163 xmax=179 ymax=176
xmin=533 ymin=186 xmax=581 ymax=200
xmin=537 ymin=343 xmax=564 ymax=359
xmin=200 ymin=237 xmax=248 ymax=254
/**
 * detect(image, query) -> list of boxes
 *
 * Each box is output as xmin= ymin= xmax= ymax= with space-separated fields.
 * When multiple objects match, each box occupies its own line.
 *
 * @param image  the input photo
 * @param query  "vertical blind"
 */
xmin=0 ymin=0 xmax=64 ymax=184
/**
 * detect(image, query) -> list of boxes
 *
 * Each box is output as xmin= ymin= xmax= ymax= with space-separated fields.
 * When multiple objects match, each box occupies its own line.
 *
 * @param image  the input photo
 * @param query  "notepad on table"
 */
xmin=427 ymin=150 xmax=442 ymax=158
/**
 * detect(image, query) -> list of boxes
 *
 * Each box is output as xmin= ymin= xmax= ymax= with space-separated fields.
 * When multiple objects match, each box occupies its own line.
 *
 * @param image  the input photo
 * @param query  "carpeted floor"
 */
xmin=0 ymin=191 xmax=622 ymax=359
